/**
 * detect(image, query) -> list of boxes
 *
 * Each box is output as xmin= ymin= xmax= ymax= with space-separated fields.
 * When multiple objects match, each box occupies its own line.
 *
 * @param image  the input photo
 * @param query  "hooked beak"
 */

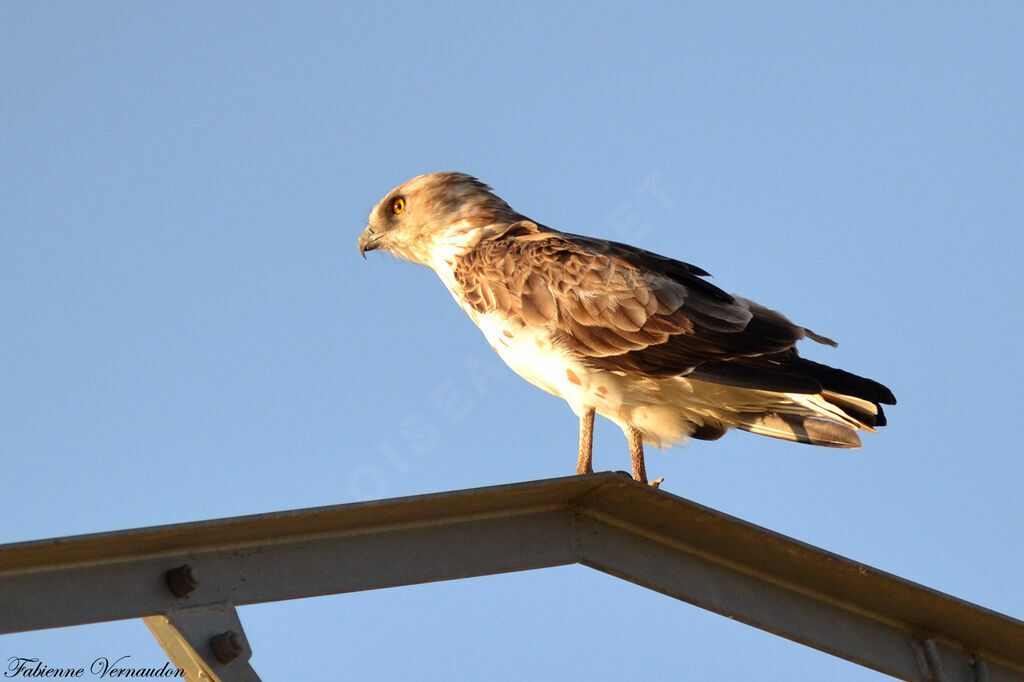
xmin=357 ymin=226 xmax=383 ymax=259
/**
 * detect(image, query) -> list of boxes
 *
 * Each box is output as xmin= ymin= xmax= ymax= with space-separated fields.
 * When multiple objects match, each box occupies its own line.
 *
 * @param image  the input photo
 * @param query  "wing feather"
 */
xmin=454 ymin=227 xmax=804 ymax=376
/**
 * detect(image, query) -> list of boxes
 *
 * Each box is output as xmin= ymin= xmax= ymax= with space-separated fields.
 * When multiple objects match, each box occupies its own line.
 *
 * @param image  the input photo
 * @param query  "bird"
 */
xmin=357 ymin=172 xmax=895 ymax=485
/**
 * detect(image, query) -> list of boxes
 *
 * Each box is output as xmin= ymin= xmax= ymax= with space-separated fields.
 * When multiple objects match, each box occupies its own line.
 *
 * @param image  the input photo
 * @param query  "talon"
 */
xmin=649 ymin=477 xmax=664 ymax=488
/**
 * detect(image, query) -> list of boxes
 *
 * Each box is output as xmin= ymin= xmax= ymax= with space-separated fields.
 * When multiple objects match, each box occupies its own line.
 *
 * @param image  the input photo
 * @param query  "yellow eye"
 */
xmin=392 ymin=197 xmax=405 ymax=214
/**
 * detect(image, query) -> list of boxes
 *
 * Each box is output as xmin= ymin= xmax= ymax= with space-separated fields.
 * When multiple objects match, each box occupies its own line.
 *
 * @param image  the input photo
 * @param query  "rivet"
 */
xmin=164 ymin=565 xmax=196 ymax=598
xmin=210 ymin=630 xmax=244 ymax=664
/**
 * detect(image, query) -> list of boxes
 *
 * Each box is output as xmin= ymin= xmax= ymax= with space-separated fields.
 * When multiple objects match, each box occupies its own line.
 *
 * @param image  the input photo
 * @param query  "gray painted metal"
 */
xmin=144 ymin=605 xmax=260 ymax=681
xmin=1 ymin=473 xmax=1022 ymax=681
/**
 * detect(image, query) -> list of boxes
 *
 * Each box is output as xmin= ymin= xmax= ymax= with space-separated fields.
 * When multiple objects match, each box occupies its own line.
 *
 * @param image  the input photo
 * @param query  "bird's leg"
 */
xmin=627 ymin=425 xmax=647 ymax=484
xmin=576 ymin=408 xmax=595 ymax=475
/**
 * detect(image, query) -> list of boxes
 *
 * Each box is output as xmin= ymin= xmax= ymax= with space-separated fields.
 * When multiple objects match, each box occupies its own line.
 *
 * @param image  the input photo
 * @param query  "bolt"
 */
xmin=210 ymin=630 xmax=245 ymax=664
xmin=165 ymin=565 xmax=197 ymax=598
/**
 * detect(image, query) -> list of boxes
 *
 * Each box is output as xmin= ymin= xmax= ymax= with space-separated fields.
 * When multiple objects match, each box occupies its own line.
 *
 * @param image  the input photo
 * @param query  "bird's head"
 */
xmin=358 ymin=172 xmax=522 ymax=267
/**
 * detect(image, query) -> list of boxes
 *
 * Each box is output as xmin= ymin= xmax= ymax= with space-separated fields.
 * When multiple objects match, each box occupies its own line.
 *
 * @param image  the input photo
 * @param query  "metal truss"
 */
xmin=1 ymin=473 xmax=1022 ymax=681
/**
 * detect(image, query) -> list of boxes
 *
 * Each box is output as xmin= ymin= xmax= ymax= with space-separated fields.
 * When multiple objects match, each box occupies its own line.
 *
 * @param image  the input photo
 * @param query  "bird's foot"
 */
xmin=612 ymin=470 xmax=663 ymax=488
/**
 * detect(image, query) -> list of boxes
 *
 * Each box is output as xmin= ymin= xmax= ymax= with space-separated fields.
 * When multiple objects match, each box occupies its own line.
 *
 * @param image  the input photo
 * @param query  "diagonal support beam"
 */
xmin=574 ymin=514 xmax=1006 ymax=682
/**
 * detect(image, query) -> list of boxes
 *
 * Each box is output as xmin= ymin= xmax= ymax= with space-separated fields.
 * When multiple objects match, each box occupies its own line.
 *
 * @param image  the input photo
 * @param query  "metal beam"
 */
xmin=1 ymin=474 xmax=1022 ymax=681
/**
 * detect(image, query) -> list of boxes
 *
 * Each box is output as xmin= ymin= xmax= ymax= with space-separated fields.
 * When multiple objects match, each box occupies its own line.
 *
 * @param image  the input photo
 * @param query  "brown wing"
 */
xmin=453 ymin=223 xmax=820 ymax=381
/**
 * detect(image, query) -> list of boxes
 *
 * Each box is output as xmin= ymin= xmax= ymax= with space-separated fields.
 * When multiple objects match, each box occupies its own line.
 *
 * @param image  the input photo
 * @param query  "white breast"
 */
xmin=472 ymin=307 xmax=641 ymax=424
xmin=431 ymin=258 xmax=686 ymax=443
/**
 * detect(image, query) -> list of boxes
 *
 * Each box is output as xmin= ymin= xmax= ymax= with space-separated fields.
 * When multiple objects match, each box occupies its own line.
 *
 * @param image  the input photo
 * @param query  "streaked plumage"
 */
xmin=358 ymin=172 xmax=895 ymax=483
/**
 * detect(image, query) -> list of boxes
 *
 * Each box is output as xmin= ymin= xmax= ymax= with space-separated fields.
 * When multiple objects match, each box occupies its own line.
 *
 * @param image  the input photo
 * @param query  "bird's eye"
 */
xmin=392 ymin=197 xmax=405 ymax=214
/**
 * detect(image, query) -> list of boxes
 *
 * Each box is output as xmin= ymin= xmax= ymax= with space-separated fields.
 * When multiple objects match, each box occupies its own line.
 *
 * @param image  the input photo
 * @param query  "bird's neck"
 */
xmin=420 ymin=219 xmax=517 ymax=272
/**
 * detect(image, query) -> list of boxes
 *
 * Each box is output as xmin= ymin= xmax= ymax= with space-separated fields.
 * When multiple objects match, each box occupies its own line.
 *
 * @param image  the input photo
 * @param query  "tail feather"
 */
xmin=683 ymin=352 xmax=895 ymax=444
xmin=821 ymin=390 xmax=885 ymax=428
xmin=618 ymin=360 xmax=893 ymax=450
xmin=735 ymin=412 xmax=862 ymax=448
xmin=788 ymin=357 xmax=896 ymax=406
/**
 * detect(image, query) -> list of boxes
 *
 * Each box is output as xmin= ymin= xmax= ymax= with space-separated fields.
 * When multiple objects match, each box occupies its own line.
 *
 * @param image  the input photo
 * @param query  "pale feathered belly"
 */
xmin=434 ymin=261 xmax=604 ymax=411
xmin=470 ymin=311 xmax=701 ymax=446
xmin=473 ymin=312 xmax=598 ymax=408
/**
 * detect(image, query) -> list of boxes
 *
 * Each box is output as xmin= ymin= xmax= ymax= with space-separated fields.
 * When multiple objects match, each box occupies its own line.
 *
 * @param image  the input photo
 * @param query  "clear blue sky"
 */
xmin=2 ymin=3 xmax=1022 ymax=680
